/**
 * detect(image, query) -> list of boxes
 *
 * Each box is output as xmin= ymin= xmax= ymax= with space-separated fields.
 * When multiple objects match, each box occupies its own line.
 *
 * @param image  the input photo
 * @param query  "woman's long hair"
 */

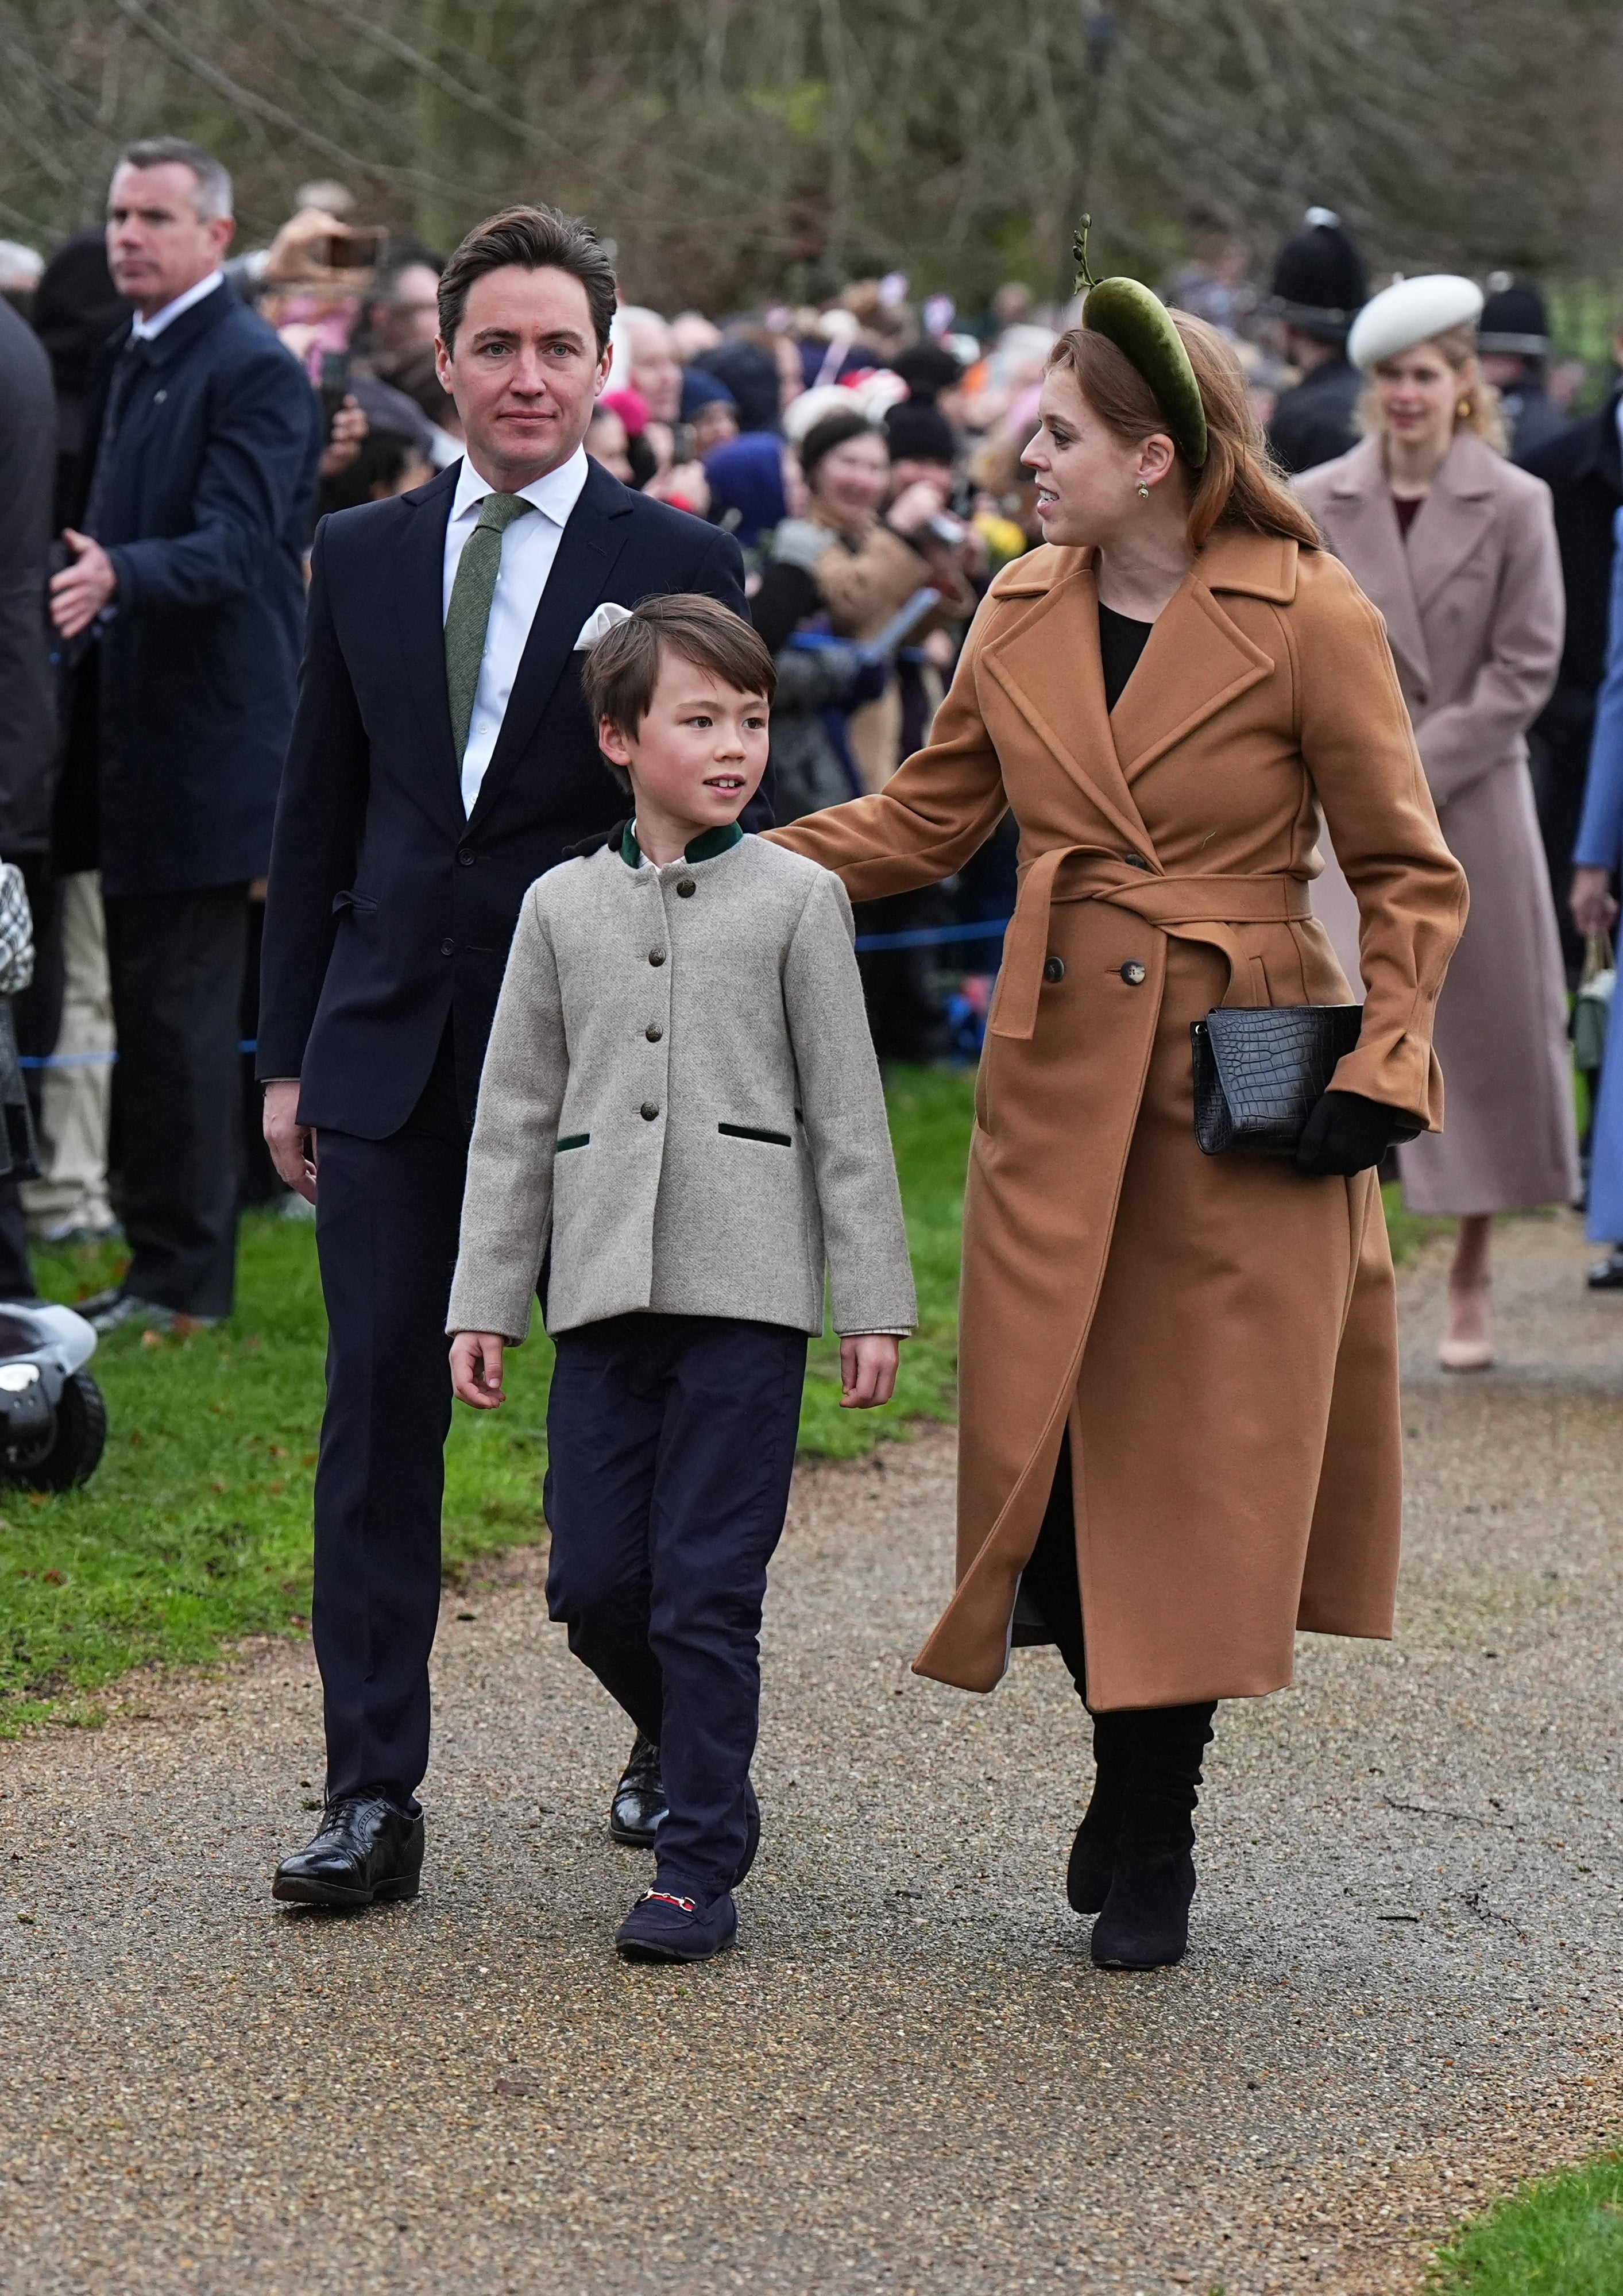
xmin=1356 ymin=320 xmax=1509 ymax=456
xmin=1048 ymin=312 xmax=1321 ymax=552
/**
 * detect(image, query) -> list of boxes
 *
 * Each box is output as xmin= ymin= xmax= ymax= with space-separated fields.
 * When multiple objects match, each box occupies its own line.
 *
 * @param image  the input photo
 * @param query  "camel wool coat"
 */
xmin=768 ymin=525 xmax=1467 ymax=1707
xmin=1296 ymin=434 xmax=1575 ymax=1215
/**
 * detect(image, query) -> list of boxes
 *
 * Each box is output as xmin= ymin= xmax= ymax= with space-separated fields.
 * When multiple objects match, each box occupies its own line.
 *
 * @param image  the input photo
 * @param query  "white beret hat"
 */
xmin=1347 ymin=274 xmax=1484 ymax=372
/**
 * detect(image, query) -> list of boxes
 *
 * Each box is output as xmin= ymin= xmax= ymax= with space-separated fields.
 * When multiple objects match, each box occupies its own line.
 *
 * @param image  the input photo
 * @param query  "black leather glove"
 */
xmin=1294 ymin=1090 xmax=1421 ymax=1178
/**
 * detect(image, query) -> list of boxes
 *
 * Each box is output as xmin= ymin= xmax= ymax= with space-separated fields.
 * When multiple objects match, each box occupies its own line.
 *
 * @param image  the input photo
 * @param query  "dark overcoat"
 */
xmin=772 ymin=528 xmax=1466 ymax=1707
xmin=74 ymin=280 xmax=323 ymax=897
xmin=0 ymin=299 xmax=57 ymax=855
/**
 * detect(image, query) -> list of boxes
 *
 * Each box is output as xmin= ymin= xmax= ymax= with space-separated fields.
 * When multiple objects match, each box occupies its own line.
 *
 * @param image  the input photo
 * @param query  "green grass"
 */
xmin=0 ymin=1070 xmax=973 ymax=1731
xmin=0 ymin=1070 xmax=1458 ymax=1731
xmin=1431 ymin=2155 xmax=1623 ymax=2291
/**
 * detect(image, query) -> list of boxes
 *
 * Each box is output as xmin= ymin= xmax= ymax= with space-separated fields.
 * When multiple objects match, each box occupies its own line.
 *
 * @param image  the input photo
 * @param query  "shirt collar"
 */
xmin=621 ymin=820 xmax=745 ymax=869
xmin=450 ymin=444 xmax=590 ymax=529
xmin=130 ymin=270 xmax=225 ymax=341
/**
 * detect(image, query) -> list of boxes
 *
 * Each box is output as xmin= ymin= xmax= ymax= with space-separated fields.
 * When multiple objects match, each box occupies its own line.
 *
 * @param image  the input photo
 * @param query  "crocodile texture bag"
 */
xmin=1191 ymin=1004 xmax=1364 ymax=1157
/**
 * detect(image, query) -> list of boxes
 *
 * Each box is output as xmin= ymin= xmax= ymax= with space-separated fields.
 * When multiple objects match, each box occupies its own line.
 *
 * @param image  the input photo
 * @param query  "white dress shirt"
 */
xmin=442 ymin=447 xmax=590 ymax=815
xmin=130 ymin=269 xmax=226 ymax=342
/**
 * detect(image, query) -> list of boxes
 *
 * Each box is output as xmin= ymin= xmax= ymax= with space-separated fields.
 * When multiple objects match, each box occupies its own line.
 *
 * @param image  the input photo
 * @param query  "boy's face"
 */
xmin=600 ymin=650 xmax=770 ymax=836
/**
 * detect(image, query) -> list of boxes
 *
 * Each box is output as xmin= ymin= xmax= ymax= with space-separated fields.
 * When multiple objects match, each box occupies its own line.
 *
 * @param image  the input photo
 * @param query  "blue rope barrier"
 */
xmin=18 ymin=1051 xmax=118 ymax=1070
xmin=853 ymin=917 xmax=1010 ymax=953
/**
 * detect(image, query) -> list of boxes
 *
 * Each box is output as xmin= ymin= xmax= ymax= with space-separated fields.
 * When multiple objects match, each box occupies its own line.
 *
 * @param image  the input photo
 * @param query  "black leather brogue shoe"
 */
xmin=608 ymin=1733 xmax=667 ymax=1848
xmin=272 ymin=1795 xmax=424 ymax=1907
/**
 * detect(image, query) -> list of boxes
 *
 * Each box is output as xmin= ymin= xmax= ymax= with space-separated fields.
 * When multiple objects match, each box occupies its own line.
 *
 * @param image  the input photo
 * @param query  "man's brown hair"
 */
xmin=438 ymin=203 xmax=617 ymax=355
xmin=581 ymin=596 xmax=776 ymax=793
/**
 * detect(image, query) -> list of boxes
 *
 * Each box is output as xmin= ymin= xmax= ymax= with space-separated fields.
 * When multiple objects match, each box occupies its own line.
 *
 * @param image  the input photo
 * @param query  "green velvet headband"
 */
xmin=1072 ymin=217 xmax=1209 ymax=470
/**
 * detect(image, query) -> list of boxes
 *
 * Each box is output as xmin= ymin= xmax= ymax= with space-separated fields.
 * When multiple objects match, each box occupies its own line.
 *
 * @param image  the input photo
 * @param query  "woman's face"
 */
xmin=810 ymin=432 xmax=891 ymax=527
xmin=1021 ymin=366 xmax=1175 ymax=550
xmin=1370 ymin=343 xmax=1463 ymax=457
xmin=587 ymin=409 xmax=632 ymax=484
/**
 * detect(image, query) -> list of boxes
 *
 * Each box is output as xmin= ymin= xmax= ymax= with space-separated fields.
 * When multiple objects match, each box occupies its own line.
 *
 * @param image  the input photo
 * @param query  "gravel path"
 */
xmin=2 ymin=1211 xmax=1621 ymax=2295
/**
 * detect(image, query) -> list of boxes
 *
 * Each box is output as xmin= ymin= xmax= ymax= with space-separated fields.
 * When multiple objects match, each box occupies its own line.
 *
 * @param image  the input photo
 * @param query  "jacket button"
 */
xmin=440 ymin=938 xmax=455 ymax=956
xmin=648 ymin=948 xmax=666 ymax=966
xmin=1120 ymin=960 xmax=1147 ymax=985
xmin=640 ymin=1101 xmax=660 ymax=1121
xmin=677 ymin=879 xmax=696 ymax=898
xmin=457 ymin=848 xmax=474 ymax=866
xmin=1123 ymin=852 xmax=1151 ymax=871
xmin=645 ymin=1023 xmax=663 ymax=1042
xmin=1043 ymin=956 xmax=1065 ymax=983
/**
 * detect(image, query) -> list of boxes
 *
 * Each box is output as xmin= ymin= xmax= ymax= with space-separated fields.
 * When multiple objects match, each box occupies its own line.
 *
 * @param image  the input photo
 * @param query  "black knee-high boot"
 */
xmin=1089 ymin=1700 xmax=1216 ymax=1969
xmin=1066 ymin=1708 xmax=1131 ymax=1914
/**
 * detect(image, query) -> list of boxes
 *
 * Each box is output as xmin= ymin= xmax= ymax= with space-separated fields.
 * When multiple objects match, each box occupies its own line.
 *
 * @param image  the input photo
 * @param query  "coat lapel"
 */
xmin=1109 ymin=532 xmax=1284 ymax=786
xmin=1405 ymin=432 xmax=1498 ymax=616
xmin=1316 ymin=437 xmax=1432 ymax=690
xmin=392 ymin=462 xmax=465 ymax=836
xmin=465 ymin=459 xmax=635 ymax=834
xmin=981 ymin=556 xmax=1153 ymax=859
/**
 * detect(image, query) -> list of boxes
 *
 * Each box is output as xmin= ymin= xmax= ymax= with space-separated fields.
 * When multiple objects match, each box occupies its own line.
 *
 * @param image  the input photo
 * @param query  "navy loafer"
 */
xmin=615 ymin=1885 xmax=737 ymax=1963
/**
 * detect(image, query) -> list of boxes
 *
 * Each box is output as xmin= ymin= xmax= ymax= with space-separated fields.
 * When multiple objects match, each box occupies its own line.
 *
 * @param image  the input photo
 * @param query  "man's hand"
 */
xmin=886 ymin=478 xmax=949 ymax=539
xmin=1571 ymin=864 xmax=1618 ymax=941
xmin=840 ymin=1333 xmax=901 ymax=1409
xmin=450 ymin=1332 xmax=507 ymax=1409
xmin=262 ymin=1079 xmax=317 ymax=1203
xmin=49 ymin=531 xmax=118 ymax=640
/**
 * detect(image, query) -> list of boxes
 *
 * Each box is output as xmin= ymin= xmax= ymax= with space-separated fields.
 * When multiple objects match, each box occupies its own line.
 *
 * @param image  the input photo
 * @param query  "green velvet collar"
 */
xmin=620 ymin=820 xmax=745 ymax=869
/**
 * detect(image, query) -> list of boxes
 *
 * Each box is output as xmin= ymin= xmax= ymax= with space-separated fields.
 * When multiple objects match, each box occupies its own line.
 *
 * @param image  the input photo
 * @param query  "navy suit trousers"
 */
xmin=311 ymin=1027 xmax=466 ymax=1806
xmin=544 ymin=1312 xmax=807 ymax=1897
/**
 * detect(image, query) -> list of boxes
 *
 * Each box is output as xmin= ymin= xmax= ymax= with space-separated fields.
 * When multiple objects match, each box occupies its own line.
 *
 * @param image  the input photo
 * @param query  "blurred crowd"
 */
xmin=3 ymin=155 xmax=1623 ymax=1329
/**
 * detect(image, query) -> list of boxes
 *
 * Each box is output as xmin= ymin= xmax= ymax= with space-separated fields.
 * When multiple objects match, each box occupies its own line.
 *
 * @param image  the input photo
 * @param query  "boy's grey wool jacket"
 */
xmin=447 ymin=830 xmax=918 ymax=1344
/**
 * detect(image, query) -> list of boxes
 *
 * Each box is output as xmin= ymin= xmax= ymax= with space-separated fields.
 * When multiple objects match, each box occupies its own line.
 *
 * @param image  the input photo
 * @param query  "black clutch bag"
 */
xmin=1191 ymin=1004 xmax=1364 ymax=1157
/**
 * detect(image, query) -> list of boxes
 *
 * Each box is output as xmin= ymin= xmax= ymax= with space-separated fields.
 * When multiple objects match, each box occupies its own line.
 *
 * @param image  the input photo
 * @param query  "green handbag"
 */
xmin=1573 ymin=932 xmax=1616 ymax=1074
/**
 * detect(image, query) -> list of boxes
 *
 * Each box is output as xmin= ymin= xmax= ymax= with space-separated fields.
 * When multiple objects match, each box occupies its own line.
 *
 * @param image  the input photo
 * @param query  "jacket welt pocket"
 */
xmin=718 ymin=1123 xmax=793 ymax=1147
xmin=555 ymin=1134 xmax=590 ymax=1153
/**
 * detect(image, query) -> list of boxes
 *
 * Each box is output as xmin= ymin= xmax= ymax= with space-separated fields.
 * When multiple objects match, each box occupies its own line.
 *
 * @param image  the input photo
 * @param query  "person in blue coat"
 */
xmin=1570 ymin=503 xmax=1623 ymax=1282
xmin=48 ymin=137 xmax=323 ymax=1331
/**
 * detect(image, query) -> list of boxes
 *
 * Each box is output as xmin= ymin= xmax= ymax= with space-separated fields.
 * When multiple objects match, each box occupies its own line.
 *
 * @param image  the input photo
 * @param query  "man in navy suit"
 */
xmin=49 ymin=138 xmax=323 ymax=1330
xmin=258 ymin=205 xmax=754 ymax=1905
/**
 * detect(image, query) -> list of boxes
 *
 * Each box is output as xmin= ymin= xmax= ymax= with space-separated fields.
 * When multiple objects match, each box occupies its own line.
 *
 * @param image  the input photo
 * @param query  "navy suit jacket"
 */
xmin=256 ymin=454 xmax=754 ymax=1136
xmin=78 ymin=280 xmax=323 ymax=897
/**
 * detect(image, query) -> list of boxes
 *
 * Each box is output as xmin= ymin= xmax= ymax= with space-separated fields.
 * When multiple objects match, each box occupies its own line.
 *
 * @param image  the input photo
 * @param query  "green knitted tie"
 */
xmin=444 ymin=492 xmax=536 ymax=759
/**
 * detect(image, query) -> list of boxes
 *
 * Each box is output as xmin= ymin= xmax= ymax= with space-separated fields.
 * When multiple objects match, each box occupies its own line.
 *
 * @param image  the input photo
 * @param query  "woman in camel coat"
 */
xmin=770 ymin=307 xmax=1466 ymax=1970
xmin=1296 ymin=277 xmax=1572 ymax=1371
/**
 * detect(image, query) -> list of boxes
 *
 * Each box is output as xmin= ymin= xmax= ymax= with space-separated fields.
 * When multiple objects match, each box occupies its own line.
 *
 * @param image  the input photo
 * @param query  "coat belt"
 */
xmin=992 ymin=844 xmax=1315 ymax=1040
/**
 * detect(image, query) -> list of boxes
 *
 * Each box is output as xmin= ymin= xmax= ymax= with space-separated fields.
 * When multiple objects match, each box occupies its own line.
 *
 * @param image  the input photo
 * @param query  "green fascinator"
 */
xmin=1072 ymin=217 xmax=1208 ymax=470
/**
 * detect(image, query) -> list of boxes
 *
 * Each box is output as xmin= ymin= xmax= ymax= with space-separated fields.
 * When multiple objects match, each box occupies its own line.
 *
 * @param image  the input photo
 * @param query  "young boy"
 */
xmin=447 ymin=595 xmax=916 ymax=1963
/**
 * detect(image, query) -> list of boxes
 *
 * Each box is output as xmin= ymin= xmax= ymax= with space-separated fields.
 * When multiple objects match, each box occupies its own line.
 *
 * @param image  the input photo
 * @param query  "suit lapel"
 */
xmin=981 ymin=558 xmax=1153 ymax=858
xmin=1405 ymin=432 xmax=1497 ymax=616
xmin=465 ymin=459 xmax=635 ymax=834
xmin=1318 ymin=438 xmax=1432 ymax=689
xmin=393 ymin=463 xmax=465 ymax=836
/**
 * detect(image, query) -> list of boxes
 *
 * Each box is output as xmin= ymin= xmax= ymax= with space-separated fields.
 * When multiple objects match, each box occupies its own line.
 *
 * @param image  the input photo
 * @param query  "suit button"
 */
xmin=640 ymin=1101 xmax=660 ymax=1121
xmin=457 ymin=848 xmax=474 ymax=867
xmin=1120 ymin=960 xmax=1147 ymax=985
xmin=645 ymin=1024 xmax=663 ymax=1042
xmin=649 ymin=948 xmax=666 ymax=967
xmin=440 ymin=938 xmax=455 ymax=956
xmin=1043 ymin=956 xmax=1065 ymax=983
xmin=677 ymin=879 xmax=696 ymax=898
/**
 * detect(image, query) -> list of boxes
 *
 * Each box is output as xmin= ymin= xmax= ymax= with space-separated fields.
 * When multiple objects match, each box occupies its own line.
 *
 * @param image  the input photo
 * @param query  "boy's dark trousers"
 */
xmin=544 ymin=1311 xmax=808 ymax=1899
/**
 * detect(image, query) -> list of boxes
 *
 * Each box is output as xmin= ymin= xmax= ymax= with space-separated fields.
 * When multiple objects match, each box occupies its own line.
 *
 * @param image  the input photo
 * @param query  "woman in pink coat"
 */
xmin=1297 ymin=276 xmax=1572 ymax=1371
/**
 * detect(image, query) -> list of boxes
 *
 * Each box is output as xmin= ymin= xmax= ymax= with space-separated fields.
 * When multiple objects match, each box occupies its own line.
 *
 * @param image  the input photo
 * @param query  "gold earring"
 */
xmin=1137 ymin=480 xmax=1150 ymax=501
xmin=1456 ymin=397 xmax=1471 ymax=420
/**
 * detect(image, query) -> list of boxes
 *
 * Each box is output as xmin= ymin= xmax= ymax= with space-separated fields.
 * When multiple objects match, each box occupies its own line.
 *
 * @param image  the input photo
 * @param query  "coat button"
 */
xmin=677 ymin=879 xmax=697 ymax=898
xmin=1120 ymin=960 xmax=1147 ymax=985
xmin=457 ymin=848 xmax=474 ymax=866
xmin=1043 ymin=956 xmax=1065 ymax=983
xmin=648 ymin=948 xmax=666 ymax=966
xmin=640 ymin=1101 xmax=660 ymax=1121
xmin=645 ymin=1023 xmax=663 ymax=1042
xmin=1123 ymin=852 xmax=1151 ymax=871
xmin=440 ymin=938 xmax=455 ymax=956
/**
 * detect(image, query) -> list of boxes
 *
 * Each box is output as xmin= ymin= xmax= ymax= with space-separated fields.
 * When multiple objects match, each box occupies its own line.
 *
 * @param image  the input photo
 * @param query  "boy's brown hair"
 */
xmin=582 ymin=594 xmax=776 ymax=794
